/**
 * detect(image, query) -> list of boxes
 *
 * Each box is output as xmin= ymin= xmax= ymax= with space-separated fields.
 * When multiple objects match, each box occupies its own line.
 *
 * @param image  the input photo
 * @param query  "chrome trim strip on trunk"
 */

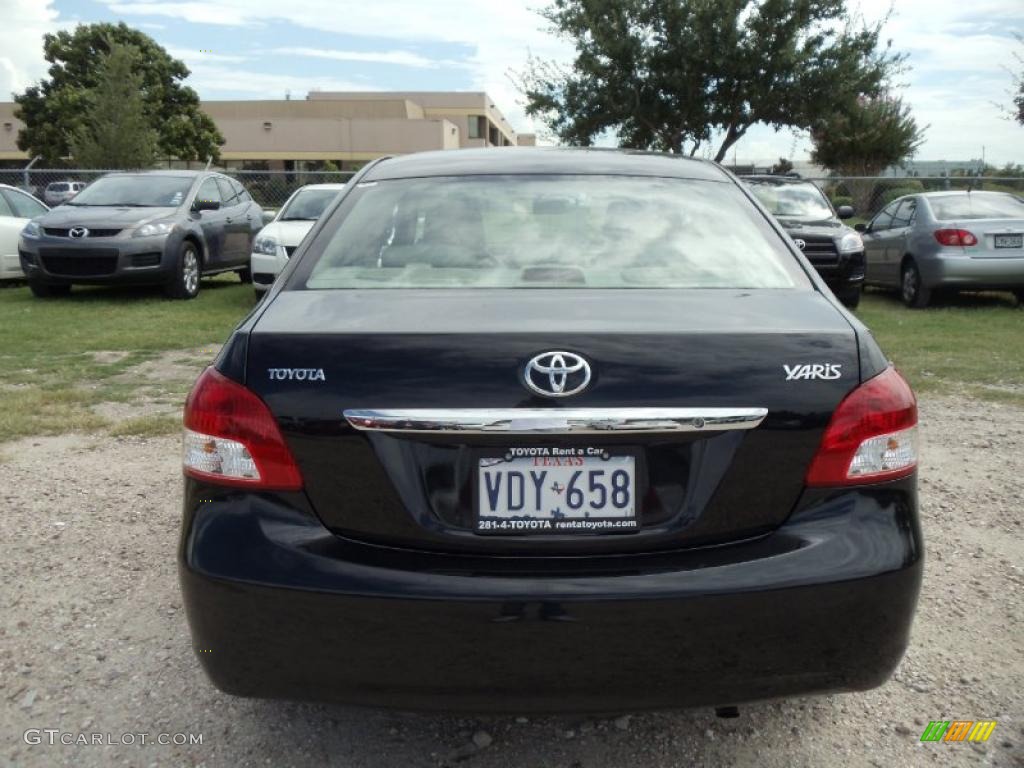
xmin=343 ymin=408 xmax=768 ymax=435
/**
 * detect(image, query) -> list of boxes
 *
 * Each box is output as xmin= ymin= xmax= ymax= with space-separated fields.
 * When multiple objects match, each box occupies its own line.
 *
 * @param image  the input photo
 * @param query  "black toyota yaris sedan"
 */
xmin=179 ymin=148 xmax=922 ymax=713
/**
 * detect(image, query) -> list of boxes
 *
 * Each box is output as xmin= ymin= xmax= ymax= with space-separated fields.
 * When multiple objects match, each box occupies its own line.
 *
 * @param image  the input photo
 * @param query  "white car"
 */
xmin=43 ymin=181 xmax=87 ymax=206
xmin=0 ymin=184 xmax=49 ymax=280
xmin=251 ymin=183 xmax=347 ymax=295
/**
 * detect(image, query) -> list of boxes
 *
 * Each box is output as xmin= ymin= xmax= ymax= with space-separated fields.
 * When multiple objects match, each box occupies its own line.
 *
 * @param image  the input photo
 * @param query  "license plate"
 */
xmin=476 ymin=448 xmax=637 ymax=534
xmin=994 ymin=234 xmax=1023 ymax=249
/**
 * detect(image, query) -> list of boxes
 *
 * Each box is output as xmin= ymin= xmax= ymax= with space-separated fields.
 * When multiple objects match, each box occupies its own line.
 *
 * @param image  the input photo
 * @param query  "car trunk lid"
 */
xmin=245 ymin=288 xmax=860 ymax=554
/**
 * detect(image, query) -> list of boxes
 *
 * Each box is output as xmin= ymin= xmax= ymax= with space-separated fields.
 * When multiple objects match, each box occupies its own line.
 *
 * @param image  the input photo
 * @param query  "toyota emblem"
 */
xmin=523 ymin=351 xmax=591 ymax=398
xmin=69 ymin=227 xmax=89 ymax=239
xmin=794 ymin=238 xmax=806 ymax=250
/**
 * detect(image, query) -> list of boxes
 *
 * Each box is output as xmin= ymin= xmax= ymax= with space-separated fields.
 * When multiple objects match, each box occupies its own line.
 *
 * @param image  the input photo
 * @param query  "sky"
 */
xmin=1 ymin=0 xmax=1022 ymax=165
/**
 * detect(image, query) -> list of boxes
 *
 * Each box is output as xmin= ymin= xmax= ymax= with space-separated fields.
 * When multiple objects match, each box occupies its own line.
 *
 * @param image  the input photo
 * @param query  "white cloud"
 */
xmin=270 ymin=47 xmax=461 ymax=69
xmin=165 ymin=47 xmax=249 ymax=64
xmin=182 ymin=61 xmax=374 ymax=97
xmin=0 ymin=0 xmax=62 ymax=97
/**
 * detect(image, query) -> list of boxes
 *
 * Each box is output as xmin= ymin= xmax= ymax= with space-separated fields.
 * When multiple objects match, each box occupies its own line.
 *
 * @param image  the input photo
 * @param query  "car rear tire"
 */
xmin=237 ymin=267 xmax=253 ymax=284
xmin=164 ymin=241 xmax=201 ymax=300
xmin=836 ymin=285 xmax=862 ymax=310
xmin=1014 ymin=289 xmax=1024 ymax=306
xmin=901 ymin=261 xmax=931 ymax=308
xmin=27 ymin=279 xmax=71 ymax=299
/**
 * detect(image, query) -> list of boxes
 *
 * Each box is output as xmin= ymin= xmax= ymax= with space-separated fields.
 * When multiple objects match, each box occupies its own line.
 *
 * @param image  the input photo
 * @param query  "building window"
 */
xmin=468 ymin=115 xmax=487 ymax=139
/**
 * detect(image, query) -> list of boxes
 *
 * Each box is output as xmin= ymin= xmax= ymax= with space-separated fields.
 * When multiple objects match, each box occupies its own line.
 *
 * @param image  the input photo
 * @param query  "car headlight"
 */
xmin=134 ymin=221 xmax=175 ymax=238
xmin=21 ymin=220 xmax=41 ymax=238
xmin=838 ymin=232 xmax=864 ymax=254
xmin=253 ymin=236 xmax=278 ymax=256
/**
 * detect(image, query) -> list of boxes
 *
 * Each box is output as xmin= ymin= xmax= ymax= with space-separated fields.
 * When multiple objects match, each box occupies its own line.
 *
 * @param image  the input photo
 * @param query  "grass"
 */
xmin=855 ymin=288 xmax=1024 ymax=405
xmin=109 ymin=414 xmax=183 ymax=437
xmin=0 ymin=276 xmax=1021 ymax=443
xmin=0 ymin=276 xmax=253 ymax=442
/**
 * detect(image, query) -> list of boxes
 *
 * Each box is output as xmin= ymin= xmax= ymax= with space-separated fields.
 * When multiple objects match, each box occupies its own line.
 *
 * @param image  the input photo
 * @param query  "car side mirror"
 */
xmin=837 ymin=205 xmax=855 ymax=220
xmin=261 ymin=210 xmax=276 ymax=226
xmin=854 ymin=222 xmax=868 ymax=233
xmin=193 ymin=198 xmax=220 ymax=212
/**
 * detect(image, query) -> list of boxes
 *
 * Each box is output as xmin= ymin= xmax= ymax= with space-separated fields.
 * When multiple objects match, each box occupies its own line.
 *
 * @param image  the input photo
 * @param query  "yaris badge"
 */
xmin=523 ymin=351 xmax=591 ymax=397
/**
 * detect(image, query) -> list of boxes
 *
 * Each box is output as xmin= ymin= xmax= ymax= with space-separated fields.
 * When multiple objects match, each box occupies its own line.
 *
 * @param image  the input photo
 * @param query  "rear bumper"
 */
xmin=179 ymin=481 xmax=923 ymax=713
xmin=921 ymin=254 xmax=1024 ymax=289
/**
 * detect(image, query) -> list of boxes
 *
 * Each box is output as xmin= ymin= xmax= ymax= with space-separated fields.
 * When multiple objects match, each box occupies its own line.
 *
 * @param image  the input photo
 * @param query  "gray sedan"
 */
xmin=858 ymin=191 xmax=1024 ymax=307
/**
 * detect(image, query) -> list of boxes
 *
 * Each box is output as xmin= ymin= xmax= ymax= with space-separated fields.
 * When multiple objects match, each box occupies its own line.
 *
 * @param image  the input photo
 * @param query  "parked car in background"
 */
xmin=44 ymin=181 xmax=87 ymax=206
xmin=180 ymin=148 xmax=922 ymax=713
xmin=743 ymin=175 xmax=865 ymax=308
xmin=19 ymin=170 xmax=264 ymax=299
xmin=251 ymin=183 xmax=347 ymax=296
xmin=0 ymin=184 xmax=49 ymax=280
xmin=858 ymin=191 xmax=1024 ymax=308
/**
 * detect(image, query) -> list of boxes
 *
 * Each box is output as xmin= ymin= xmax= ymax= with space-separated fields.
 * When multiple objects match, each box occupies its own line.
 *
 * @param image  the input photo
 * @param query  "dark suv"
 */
xmin=743 ymin=175 xmax=865 ymax=308
xmin=19 ymin=171 xmax=264 ymax=299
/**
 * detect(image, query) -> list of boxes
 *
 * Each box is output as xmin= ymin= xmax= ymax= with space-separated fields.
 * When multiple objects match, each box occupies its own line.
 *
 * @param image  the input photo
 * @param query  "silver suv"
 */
xmin=43 ymin=181 xmax=87 ymax=206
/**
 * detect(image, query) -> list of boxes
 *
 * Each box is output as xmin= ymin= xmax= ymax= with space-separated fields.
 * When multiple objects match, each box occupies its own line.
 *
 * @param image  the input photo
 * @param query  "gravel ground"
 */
xmin=1 ymin=395 xmax=1021 ymax=768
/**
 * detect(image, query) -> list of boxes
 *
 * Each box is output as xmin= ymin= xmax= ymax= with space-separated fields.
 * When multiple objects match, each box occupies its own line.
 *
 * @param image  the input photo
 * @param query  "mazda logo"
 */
xmin=794 ymin=238 xmax=806 ymax=250
xmin=523 ymin=351 xmax=591 ymax=398
xmin=69 ymin=227 xmax=89 ymax=239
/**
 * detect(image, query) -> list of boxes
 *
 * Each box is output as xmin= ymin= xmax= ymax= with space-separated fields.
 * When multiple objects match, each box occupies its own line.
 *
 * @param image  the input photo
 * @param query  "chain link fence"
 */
xmin=0 ymin=168 xmax=356 ymax=211
xmin=2 ymin=167 xmax=1022 ymax=220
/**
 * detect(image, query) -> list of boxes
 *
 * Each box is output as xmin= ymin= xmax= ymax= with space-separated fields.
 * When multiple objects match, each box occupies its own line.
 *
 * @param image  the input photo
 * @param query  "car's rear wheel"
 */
xmin=164 ymin=241 xmax=201 ymax=300
xmin=1014 ymin=289 xmax=1024 ymax=306
xmin=835 ymin=285 xmax=861 ymax=310
xmin=237 ymin=267 xmax=253 ymax=284
xmin=901 ymin=260 xmax=931 ymax=308
xmin=27 ymin=279 xmax=71 ymax=299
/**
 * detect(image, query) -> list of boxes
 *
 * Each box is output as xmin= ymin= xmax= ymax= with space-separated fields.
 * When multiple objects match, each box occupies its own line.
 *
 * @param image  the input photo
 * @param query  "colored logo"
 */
xmin=920 ymin=720 xmax=997 ymax=743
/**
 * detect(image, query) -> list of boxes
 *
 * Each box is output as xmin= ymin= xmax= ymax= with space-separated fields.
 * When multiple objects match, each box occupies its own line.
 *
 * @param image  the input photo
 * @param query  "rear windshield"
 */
xmin=929 ymin=193 xmax=1024 ymax=221
xmin=279 ymin=187 xmax=343 ymax=221
xmin=68 ymin=175 xmax=193 ymax=207
xmin=745 ymin=180 xmax=833 ymax=221
xmin=48 ymin=183 xmax=69 ymax=192
xmin=301 ymin=175 xmax=807 ymax=290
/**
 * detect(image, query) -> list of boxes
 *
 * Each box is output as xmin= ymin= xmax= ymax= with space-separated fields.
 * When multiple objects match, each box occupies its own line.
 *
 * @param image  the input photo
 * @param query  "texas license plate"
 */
xmin=994 ymin=234 xmax=1023 ymax=249
xmin=476 ymin=448 xmax=638 ymax=534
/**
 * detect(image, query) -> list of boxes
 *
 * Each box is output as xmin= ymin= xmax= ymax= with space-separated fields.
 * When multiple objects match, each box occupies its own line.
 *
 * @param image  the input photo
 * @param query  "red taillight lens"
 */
xmin=805 ymin=366 xmax=918 ymax=487
xmin=933 ymin=228 xmax=977 ymax=247
xmin=182 ymin=367 xmax=303 ymax=490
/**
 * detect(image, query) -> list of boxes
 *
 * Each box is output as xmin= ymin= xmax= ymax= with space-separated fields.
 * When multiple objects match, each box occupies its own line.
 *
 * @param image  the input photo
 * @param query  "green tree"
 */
xmin=14 ymin=22 xmax=223 ymax=164
xmin=69 ymin=44 xmax=158 ymax=169
xmin=810 ymin=95 xmax=925 ymax=176
xmin=1015 ymin=72 xmax=1023 ymax=125
xmin=771 ymin=157 xmax=794 ymax=175
xmin=518 ymin=0 xmax=902 ymax=160
xmin=810 ymin=94 xmax=925 ymax=212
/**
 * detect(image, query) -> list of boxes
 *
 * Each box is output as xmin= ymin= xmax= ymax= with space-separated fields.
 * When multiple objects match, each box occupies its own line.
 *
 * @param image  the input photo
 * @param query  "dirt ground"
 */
xmin=1 ymin=394 xmax=1021 ymax=768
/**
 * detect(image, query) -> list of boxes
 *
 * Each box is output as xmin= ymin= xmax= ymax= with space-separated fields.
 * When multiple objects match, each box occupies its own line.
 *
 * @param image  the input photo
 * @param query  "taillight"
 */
xmin=805 ymin=366 xmax=917 ymax=487
xmin=182 ymin=367 xmax=303 ymax=490
xmin=933 ymin=228 xmax=977 ymax=247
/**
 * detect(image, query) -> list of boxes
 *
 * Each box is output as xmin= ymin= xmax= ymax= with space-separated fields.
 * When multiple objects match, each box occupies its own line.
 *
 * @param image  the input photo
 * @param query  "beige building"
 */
xmin=0 ymin=92 xmax=535 ymax=169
